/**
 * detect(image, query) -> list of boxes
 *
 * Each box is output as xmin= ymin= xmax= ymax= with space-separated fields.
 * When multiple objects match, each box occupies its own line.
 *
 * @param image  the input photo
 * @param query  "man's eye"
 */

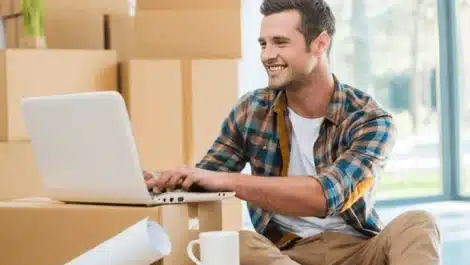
xmin=273 ymin=42 xmax=287 ymax=47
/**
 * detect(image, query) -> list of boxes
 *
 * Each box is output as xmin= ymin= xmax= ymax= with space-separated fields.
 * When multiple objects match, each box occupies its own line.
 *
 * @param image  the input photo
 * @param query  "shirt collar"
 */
xmin=272 ymin=74 xmax=346 ymax=126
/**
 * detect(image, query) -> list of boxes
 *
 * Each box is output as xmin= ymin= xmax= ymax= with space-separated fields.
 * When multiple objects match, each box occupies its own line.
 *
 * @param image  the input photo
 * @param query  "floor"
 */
xmin=377 ymin=201 xmax=470 ymax=265
xmin=242 ymin=201 xmax=470 ymax=264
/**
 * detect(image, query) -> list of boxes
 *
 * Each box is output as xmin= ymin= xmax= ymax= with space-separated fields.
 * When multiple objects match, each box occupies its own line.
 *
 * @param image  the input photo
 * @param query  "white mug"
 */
xmin=187 ymin=231 xmax=240 ymax=265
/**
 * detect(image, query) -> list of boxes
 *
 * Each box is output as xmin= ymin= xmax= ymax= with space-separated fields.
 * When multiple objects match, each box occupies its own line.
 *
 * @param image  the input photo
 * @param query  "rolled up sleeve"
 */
xmin=316 ymin=114 xmax=397 ymax=216
xmin=195 ymin=94 xmax=251 ymax=172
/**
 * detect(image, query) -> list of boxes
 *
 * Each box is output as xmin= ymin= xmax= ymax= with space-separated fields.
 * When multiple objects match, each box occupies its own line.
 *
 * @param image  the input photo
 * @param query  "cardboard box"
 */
xmin=45 ymin=0 xmax=130 ymax=15
xmin=1 ymin=13 xmax=20 ymax=48
xmin=120 ymin=59 xmax=238 ymax=166
xmin=189 ymin=60 xmax=239 ymax=164
xmin=8 ymin=0 xmax=120 ymax=49
xmin=18 ymin=35 xmax=47 ymax=48
xmin=1 ymin=0 xmax=20 ymax=48
xmin=136 ymin=0 xmax=241 ymax=9
xmin=0 ymin=0 xmax=15 ymax=15
xmin=120 ymin=60 xmax=185 ymax=171
xmin=0 ymin=197 xmax=242 ymax=265
xmin=0 ymin=0 xmax=9 ymax=16
xmin=0 ymin=142 xmax=44 ymax=200
xmin=44 ymin=9 xmax=107 ymax=49
xmin=0 ymin=49 xmax=118 ymax=141
xmin=108 ymin=9 xmax=241 ymax=60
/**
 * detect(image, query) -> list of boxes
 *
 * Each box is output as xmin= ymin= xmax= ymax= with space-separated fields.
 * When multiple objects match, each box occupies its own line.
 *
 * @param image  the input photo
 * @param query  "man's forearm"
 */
xmin=225 ymin=174 xmax=328 ymax=217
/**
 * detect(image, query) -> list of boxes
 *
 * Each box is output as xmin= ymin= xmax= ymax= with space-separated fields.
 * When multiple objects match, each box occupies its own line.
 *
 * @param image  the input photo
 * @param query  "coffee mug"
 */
xmin=187 ymin=231 xmax=240 ymax=265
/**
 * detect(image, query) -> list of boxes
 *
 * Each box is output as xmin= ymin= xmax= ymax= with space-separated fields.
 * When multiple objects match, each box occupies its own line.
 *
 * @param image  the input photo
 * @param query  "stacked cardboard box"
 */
xmin=107 ymin=9 xmax=241 ymax=60
xmin=121 ymin=59 xmax=239 ymax=170
xmin=1 ymin=0 xmax=242 ymax=167
xmin=42 ymin=0 xmax=130 ymax=49
xmin=1 ymin=0 xmax=129 ymax=49
xmin=0 ymin=49 xmax=118 ymax=200
xmin=0 ymin=197 xmax=242 ymax=265
xmin=121 ymin=1 xmax=242 ymax=167
xmin=0 ymin=0 xmax=19 ymax=48
xmin=0 ymin=0 xmax=243 ymax=264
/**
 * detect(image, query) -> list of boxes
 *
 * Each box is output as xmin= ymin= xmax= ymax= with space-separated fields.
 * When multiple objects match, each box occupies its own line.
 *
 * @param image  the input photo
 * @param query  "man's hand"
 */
xmin=144 ymin=166 xmax=233 ymax=193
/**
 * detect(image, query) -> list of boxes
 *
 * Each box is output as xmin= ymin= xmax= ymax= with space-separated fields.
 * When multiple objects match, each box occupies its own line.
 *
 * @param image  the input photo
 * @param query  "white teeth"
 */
xmin=268 ymin=66 xmax=285 ymax=71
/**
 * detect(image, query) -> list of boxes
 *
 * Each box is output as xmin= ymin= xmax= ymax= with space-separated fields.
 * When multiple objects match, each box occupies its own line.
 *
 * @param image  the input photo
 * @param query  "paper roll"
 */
xmin=66 ymin=217 xmax=171 ymax=265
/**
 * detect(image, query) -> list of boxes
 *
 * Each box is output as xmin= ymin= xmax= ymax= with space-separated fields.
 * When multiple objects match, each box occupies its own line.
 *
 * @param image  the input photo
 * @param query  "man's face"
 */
xmin=259 ymin=10 xmax=317 ymax=90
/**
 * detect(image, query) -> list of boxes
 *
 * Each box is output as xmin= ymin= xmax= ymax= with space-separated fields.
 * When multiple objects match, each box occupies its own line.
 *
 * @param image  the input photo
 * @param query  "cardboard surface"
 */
xmin=0 ymin=197 xmax=242 ymax=265
xmin=106 ymin=12 xmax=134 ymax=60
xmin=189 ymin=60 xmax=239 ymax=164
xmin=136 ymin=0 xmax=241 ymax=9
xmin=6 ymin=2 xmax=110 ymax=49
xmin=0 ymin=49 xmax=118 ymax=140
xmin=2 ymin=15 xmax=19 ymax=48
xmin=119 ymin=59 xmax=238 ymax=166
xmin=198 ymin=196 xmax=244 ymax=232
xmin=120 ymin=60 xmax=185 ymax=172
xmin=18 ymin=35 xmax=47 ymax=48
xmin=0 ymin=0 xmax=15 ymax=15
xmin=11 ymin=0 xmax=19 ymax=13
xmin=0 ymin=0 xmax=7 ymax=15
xmin=0 ymin=142 xmax=44 ymax=200
xmin=108 ymin=9 xmax=241 ymax=60
xmin=45 ymin=0 xmax=130 ymax=15
xmin=1 ymin=0 xmax=20 ymax=48
xmin=44 ymin=9 xmax=106 ymax=49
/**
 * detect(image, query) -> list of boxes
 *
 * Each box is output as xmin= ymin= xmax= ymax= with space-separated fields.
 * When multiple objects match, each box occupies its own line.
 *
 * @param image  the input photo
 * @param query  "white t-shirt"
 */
xmin=271 ymin=108 xmax=363 ymax=238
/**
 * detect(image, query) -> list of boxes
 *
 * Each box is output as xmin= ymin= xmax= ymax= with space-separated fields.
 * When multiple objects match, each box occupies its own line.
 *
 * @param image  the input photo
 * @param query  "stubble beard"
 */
xmin=267 ymin=71 xmax=308 ymax=92
xmin=267 ymin=56 xmax=318 ymax=91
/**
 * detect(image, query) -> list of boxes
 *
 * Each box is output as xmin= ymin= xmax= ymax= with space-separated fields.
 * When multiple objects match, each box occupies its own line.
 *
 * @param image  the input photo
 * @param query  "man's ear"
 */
xmin=309 ymin=31 xmax=331 ymax=56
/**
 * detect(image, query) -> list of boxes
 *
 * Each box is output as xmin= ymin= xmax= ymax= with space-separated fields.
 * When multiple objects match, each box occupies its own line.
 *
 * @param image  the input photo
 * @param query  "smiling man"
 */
xmin=144 ymin=0 xmax=441 ymax=264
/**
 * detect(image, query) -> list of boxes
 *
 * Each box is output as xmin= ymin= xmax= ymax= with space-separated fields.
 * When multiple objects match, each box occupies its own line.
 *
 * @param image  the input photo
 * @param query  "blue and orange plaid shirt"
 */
xmin=196 ymin=75 xmax=397 ymax=241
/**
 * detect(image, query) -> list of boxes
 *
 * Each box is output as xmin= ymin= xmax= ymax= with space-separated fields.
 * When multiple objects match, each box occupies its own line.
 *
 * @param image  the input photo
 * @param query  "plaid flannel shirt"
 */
xmin=196 ymin=75 xmax=397 ymax=240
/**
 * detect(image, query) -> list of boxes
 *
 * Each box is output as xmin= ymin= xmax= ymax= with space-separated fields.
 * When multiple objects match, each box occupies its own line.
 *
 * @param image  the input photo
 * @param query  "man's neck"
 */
xmin=286 ymin=71 xmax=335 ymax=119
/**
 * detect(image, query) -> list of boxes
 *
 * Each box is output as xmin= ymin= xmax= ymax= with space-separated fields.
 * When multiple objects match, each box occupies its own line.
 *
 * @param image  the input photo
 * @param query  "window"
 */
xmin=457 ymin=0 xmax=470 ymax=196
xmin=238 ymin=0 xmax=266 ymax=98
xmin=329 ymin=0 xmax=442 ymax=200
xmin=238 ymin=0 xmax=443 ymax=200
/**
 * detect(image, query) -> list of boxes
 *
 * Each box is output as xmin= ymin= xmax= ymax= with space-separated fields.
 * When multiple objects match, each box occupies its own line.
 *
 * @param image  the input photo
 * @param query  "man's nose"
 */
xmin=261 ymin=45 xmax=278 ymax=63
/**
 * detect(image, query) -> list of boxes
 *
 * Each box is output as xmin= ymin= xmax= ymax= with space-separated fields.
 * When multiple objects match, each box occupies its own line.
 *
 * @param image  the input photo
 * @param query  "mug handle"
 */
xmin=186 ymin=239 xmax=201 ymax=265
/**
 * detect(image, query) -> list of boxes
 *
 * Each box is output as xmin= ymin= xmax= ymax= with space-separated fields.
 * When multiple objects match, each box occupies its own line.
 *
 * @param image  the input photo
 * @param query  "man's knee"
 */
xmin=407 ymin=210 xmax=436 ymax=222
xmin=388 ymin=210 xmax=440 ymax=240
xmin=239 ymin=230 xmax=278 ymax=249
xmin=383 ymin=210 xmax=441 ymax=263
xmin=239 ymin=230 xmax=259 ymax=242
xmin=401 ymin=210 xmax=438 ymax=228
xmin=239 ymin=230 xmax=285 ymax=265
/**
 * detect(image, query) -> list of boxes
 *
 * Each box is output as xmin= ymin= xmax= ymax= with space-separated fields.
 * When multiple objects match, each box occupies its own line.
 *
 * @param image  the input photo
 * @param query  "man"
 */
xmin=145 ymin=0 xmax=441 ymax=264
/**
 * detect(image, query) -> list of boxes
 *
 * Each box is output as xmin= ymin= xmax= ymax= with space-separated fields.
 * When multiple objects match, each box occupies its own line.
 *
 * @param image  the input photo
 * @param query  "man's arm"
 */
xmin=221 ymin=114 xmax=396 ymax=217
xmin=225 ymin=174 xmax=327 ymax=217
xmin=146 ymin=93 xmax=251 ymax=191
xmin=195 ymin=93 xmax=251 ymax=172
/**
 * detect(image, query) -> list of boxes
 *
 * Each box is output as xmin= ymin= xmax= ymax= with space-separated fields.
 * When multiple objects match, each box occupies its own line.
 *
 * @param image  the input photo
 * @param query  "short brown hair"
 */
xmin=260 ymin=0 xmax=336 ymax=53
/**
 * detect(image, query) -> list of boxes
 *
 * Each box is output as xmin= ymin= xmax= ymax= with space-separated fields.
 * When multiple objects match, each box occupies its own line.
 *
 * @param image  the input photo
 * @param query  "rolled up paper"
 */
xmin=66 ymin=217 xmax=171 ymax=265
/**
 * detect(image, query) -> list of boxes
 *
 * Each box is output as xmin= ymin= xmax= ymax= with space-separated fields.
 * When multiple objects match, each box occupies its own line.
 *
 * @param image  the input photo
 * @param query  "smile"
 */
xmin=267 ymin=65 xmax=287 ymax=74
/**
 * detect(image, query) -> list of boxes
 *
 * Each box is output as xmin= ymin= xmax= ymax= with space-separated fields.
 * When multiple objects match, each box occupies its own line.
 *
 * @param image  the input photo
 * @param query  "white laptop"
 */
xmin=21 ymin=91 xmax=235 ymax=206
